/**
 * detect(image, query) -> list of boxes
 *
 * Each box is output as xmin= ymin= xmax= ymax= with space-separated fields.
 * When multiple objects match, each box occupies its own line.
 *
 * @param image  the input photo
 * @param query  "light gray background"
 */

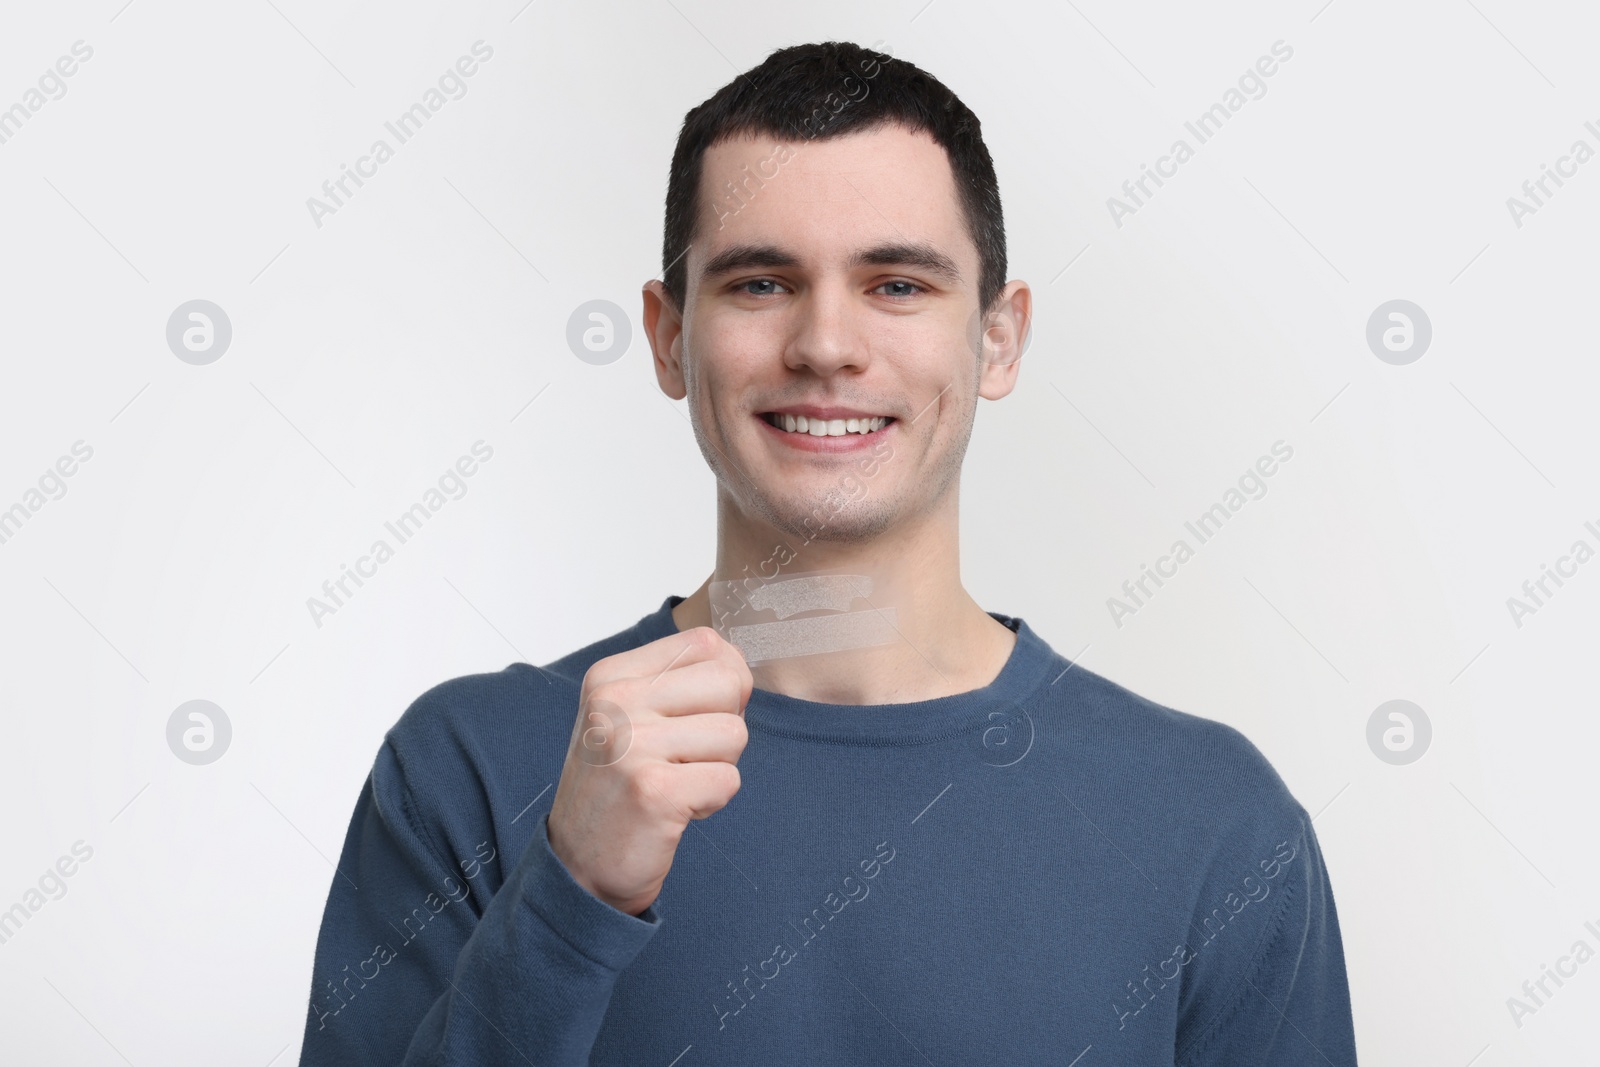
xmin=2 ymin=0 xmax=1596 ymax=1062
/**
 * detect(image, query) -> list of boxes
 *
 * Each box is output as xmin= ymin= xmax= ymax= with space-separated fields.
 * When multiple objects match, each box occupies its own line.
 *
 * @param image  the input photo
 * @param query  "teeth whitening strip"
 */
xmin=710 ymin=571 xmax=900 ymax=665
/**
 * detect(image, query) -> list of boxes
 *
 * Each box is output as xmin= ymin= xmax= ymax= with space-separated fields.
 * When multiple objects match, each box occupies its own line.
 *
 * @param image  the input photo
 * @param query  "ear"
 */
xmin=976 ymin=279 xmax=1032 ymax=400
xmin=642 ymin=279 xmax=687 ymax=400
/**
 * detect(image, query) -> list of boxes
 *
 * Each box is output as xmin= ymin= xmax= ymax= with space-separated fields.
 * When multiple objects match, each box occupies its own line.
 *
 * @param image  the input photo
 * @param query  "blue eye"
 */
xmin=877 ymin=281 xmax=924 ymax=298
xmin=732 ymin=278 xmax=925 ymax=298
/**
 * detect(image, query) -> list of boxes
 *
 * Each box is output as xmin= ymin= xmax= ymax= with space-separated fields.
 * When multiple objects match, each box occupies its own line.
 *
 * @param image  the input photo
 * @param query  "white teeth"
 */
xmin=767 ymin=413 xmax=891 ymax=436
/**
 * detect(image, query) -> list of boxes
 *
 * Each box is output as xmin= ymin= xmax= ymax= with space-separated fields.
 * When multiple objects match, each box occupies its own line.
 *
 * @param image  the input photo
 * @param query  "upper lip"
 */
xmin=759 ymin=405 xmax=896 ymax=421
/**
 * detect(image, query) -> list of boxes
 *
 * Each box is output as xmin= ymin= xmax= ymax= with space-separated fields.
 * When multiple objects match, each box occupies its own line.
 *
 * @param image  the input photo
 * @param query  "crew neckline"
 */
xmin=630 ymin=594 xmax=1062 ymax=747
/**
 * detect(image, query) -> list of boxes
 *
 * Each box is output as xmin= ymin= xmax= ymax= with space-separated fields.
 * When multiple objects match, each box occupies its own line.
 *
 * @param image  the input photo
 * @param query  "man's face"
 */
xmin=649 ymin=122 xmax=1019 ymax=548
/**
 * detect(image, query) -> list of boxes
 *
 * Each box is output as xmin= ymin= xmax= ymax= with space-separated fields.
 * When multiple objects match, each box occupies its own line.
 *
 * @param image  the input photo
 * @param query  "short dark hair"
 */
xmin=660 ymin=41 xmax=1006 ymax=317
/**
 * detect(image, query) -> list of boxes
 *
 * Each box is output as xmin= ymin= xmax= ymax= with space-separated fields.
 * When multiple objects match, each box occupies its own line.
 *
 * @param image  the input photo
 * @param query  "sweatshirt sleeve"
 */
xmin=297 ymin=740 xmax=662 ymax=1066
xmin=1174 ymin=813 xmax=1358 ymax=1066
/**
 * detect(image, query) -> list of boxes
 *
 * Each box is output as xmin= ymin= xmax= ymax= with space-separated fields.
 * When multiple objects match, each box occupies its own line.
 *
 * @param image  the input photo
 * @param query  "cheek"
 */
xmin=888 ymin=315 xmax=973 ymax=371
xmin=686 ymin=330 xmax=757 ymax=421
xmin=697 ymin=313 xmax=771 ymax=370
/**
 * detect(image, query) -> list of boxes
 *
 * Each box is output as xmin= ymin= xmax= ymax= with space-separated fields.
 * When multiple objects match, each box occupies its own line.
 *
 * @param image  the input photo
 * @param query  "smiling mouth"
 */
xmin=759 ymin=412 xmax=896 ymax=436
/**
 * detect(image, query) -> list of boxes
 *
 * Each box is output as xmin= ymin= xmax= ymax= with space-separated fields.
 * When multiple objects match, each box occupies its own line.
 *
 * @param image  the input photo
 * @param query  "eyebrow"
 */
xmin=699 ymin=241 xmax=963 ymax=286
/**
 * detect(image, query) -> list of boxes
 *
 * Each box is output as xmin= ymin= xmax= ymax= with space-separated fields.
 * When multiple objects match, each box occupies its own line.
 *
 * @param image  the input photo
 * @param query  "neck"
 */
xmin=671 ymin=492 xmax=1016 ymax=705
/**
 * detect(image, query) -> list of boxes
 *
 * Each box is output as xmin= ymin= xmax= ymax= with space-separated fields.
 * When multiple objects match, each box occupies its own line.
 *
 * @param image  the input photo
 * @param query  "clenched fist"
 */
xmin=547 ymin=625 xmax=753 ymax=917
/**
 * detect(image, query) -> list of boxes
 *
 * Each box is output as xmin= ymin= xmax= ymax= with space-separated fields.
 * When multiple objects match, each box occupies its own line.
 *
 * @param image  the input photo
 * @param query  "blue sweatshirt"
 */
xmin=298 ymin=595 xmax=1358 ymax=1065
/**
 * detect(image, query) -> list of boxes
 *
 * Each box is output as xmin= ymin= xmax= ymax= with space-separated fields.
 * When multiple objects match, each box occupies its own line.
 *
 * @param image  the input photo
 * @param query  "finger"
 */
xmin=587 ymin=626 xmax=732 ymax=689
xmin=639 ymin=624 xmax=753 ymax=704
xmin=610 ymin=658 xmax=750 ymax=719
xmin=652 ymin=712 xmax=748 ymax=764
xmin=655 ymin=760 xmax=742 ymax=820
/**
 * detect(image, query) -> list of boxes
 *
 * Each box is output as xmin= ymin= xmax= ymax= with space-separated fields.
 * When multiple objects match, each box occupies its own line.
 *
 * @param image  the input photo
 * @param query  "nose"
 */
xmin=783 ymin=281 xmax=870 ymax=376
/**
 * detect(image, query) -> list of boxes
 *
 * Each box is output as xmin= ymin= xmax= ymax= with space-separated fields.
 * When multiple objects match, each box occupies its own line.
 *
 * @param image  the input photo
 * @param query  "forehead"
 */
xmin=692 ymin=123 xmax=973 ymax=277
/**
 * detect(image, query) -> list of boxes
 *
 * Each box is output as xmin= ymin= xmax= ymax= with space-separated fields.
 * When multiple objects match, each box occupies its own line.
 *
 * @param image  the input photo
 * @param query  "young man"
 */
xmin=298 ymin=41 xmax=1358 ymax=1065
